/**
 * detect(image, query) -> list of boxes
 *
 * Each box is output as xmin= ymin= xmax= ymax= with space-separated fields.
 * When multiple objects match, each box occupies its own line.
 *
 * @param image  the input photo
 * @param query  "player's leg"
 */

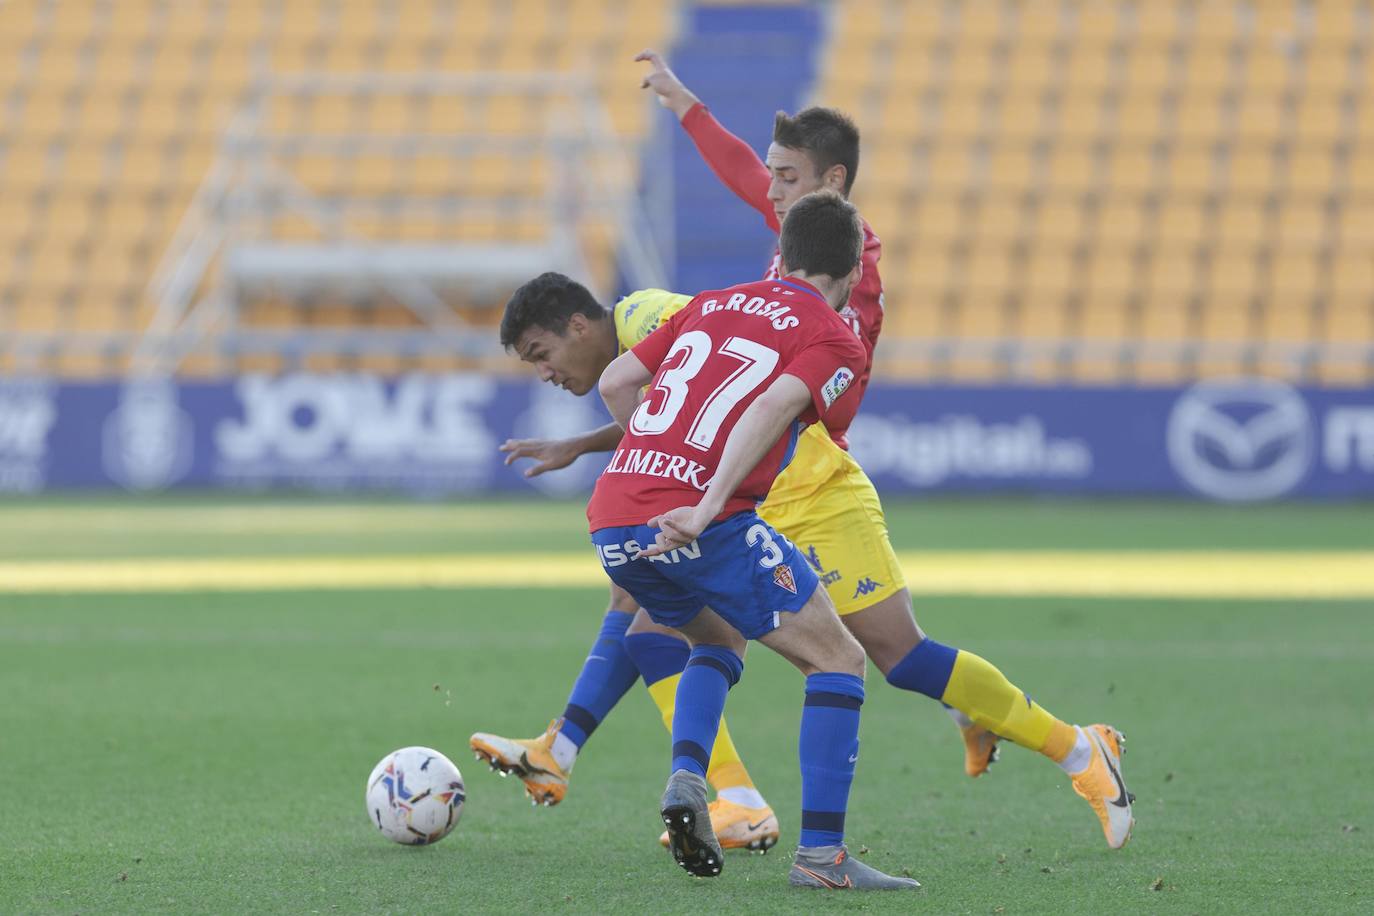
xmin=656 ymin=607 xmax=747 ymax=876
xmin=754 ymin=583 xmax=917 ymax=890
xmin=808 ymin=459 xmax=1134 ymax=847
xmin=625 ymin=607 xmax=777 ymax=851
xmin=761 ymin=467 xmax=1003 ymax=778
xmin=469 ymin=586 xmax=641 ymax=806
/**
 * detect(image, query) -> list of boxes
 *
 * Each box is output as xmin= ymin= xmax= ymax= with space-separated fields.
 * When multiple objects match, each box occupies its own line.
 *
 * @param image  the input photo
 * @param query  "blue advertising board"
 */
xmin=1 ymin=374 xmax=1371 ymax=501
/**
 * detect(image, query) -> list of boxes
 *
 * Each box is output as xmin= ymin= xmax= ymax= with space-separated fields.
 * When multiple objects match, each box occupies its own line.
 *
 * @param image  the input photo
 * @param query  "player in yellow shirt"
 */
xmin=472 ymin=274 xmax=1134 ymax=853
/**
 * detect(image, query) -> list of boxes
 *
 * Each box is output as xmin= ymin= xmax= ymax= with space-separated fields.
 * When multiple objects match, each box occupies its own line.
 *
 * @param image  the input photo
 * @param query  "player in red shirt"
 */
xmin=591 ymin=191 xmax=917 ymax=890
xmin=636 ymin=49 xmax=1135 ymax=851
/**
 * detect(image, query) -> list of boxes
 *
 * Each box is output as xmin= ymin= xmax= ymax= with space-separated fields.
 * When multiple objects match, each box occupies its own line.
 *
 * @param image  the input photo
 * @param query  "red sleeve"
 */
xmin=849 ymin=227 xmax=884 ymax=359
xmin=779 ymin=332 xmax=867 ymax=424
xmin=680 ymin=103 xmax=779 ymax=232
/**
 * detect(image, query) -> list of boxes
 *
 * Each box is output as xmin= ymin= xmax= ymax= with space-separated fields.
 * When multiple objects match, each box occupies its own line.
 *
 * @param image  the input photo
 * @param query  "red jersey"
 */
xmin=587 ymin=278 xmax=867 ymax=531
xmin=680 ymin=102 xmax=884 ymax=449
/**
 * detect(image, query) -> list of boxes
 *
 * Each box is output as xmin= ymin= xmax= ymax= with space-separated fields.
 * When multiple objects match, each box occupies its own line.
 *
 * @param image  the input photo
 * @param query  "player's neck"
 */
xmin=592 ymin=316 xmax=620 ymax=369
xmin=783 ymin=270 xmax=846 ymax=311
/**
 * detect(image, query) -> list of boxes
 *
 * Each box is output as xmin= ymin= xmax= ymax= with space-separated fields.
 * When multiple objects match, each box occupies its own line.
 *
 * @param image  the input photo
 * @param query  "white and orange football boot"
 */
xmin=469 ymin=719 xmax=569 ymax=807
xmin=1070 ymin=723 xmax=1135 ymax=849
xmin=658 ymin=797 xmax=780 ymax=852
xmin=960 ymin=722 xmax=1001 ymax=778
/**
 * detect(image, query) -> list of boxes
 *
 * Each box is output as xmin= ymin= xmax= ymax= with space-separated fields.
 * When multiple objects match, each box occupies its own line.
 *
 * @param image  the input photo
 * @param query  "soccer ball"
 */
xmin=366 ymin=746 xmax=466 ymax=845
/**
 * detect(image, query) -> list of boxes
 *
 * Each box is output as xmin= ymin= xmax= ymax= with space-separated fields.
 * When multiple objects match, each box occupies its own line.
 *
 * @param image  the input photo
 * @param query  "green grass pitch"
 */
xmin=1 ymin=498 xmax=1370 ymax=914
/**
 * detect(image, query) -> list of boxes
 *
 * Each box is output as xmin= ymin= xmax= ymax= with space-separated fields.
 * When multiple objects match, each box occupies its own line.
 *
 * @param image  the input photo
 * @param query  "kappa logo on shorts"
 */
xmin=773 ymin=564 xmax=798 ymax=595
xmin=852 ymin=577 xmax=883 ymax=598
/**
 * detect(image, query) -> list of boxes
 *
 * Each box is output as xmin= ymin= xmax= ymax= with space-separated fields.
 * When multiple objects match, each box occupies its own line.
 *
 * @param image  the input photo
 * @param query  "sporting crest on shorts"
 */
xmin=773 ymin=564 xmax=798 ymax=594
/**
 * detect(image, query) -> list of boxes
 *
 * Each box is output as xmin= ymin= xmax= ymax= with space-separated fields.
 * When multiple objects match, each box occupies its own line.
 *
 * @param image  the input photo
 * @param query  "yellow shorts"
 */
xmin=758 ymin=425 xmax=907 ymax=616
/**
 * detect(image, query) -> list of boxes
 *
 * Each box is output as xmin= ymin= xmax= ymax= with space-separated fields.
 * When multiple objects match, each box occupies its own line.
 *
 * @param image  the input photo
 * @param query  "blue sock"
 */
xmin=670 ymin=645 xmax=743 ymax=778
xmin=623 ymin=632 xmax=690 ymax=686
xmin=799 ymin=672 xmax=865 ymax=848
xmin=559 ymin=611 xmax=640 ymax=748
xmin=884 ymin=638 xmax=958 ymax=699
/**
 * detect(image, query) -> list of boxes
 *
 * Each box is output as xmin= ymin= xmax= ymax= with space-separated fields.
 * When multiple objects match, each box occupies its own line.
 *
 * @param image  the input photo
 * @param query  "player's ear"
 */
xmin=822 ymin=163 xmax=847 ymax=194
xmin=846 ymin=258 xmax=863 ymax=292
xmin=566 ymin=313 xmax=589 ymax=337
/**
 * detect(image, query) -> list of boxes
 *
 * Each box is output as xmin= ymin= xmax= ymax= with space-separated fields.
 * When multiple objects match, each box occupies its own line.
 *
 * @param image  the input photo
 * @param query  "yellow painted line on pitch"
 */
xmin=0 ymin=551 xmax=1372 ymax=599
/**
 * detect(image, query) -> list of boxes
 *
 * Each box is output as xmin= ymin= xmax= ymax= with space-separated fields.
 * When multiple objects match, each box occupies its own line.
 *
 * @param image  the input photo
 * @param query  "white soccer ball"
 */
xmin=365 ymin=746 xmax=466 ymax=845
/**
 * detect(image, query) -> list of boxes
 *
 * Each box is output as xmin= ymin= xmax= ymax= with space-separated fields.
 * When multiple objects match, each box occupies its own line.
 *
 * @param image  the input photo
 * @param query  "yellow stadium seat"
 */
xmin=1276 ymin=200 xmax=1328 ymax=250
xmin=1174 ymin=94 xmax=1227 ymax=140
xmin=1149 ymin=250 xmax=1197 ymax=299
xmin=1209 ymin=251 xmax=1262 ymax=299
xmin=1331 ymin=252 xmax=1374 ymax=300
xmin=1259 ymin=298 xmax=1316 ymax=345
xmin=1105 ymin=147 xmax=1158 ymax=194
xmin=1157 ymin=201 xmax=1208 ymax=247
xmin=1017 ymin=292 xmax=1073 ymax=339
xmin=1076 ymin=5 xmax=1122 ymax=43
xmin=1026 ymin=249 xmax=1076 ymax=297
xmin=1085 ymin=250 xmax=1134 ymax=299
xmin=1218 ymin=187 xmax=1270 ymax=241
xmin=1167 ymin=148 xmax=1215 ymax=193
xmin=1063 ymin=46 xmax=1112 ymax=91
xmin=953 ymin=293 xmax=1010 ymax=339
xmin=1043 ymin=146 xmax=1097 ymax=192
xmin=1078 ymin=295 xmax=1130 ymax=339
xmin=962 ymin=247 xmax=1017 ymax=295
xmin=1139 ymin=294 xmax=1193 ymax=341
xmin=1228 ymin=147 xmax=1280 ymax=193
xmin=1199 ymin=299 xmax=1255 ymax=342
xmin=1268 ymin=251 xmax=1323 ymax=298
xmin=1095 ymin=197 xmax=1147 ymax=246
xmin=1286 ymin=146 xmax=1341 ymax=195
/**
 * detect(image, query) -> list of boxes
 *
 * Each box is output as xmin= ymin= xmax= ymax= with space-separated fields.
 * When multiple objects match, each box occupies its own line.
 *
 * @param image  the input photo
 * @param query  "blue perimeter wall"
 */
xmin=3 ymin=376 xmax=1372 ymax=502
xmin=659 ymin=3 xmax=823 ymax=293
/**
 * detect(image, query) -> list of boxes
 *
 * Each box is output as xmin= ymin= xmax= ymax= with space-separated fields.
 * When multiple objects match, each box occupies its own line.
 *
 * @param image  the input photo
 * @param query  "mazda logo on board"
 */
xmin=1166 ymin=379 xmax=1313 ymax=501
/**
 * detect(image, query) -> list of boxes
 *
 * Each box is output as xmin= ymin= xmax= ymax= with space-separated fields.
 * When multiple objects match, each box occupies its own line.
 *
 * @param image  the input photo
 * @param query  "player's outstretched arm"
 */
xmin=598 ymin=350 xmax=654 ymax=430
xmin=500 ymin=423 xmax=624 ymax=478
xmin=636 ymin=49 xmax=775 ymax=228
xmin=635 ymin=49 xmax=700 ymax=120
xmin=641 ymin=375 xmax=812 ymax=557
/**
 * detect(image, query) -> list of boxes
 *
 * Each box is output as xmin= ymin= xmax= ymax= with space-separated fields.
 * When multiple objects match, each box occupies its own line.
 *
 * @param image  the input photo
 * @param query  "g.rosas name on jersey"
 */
xmin=698 ymin=292 xmax=800 ymax=331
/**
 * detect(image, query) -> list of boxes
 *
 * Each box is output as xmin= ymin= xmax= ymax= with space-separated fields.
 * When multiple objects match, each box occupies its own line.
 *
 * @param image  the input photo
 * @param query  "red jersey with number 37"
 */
xmin=587 ymin=278 xmax=866 ymax=532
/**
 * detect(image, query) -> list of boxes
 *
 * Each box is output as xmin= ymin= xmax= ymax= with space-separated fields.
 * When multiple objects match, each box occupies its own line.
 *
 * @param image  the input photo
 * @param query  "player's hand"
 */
xmin=499 ymin=437 xmax=581 ymax=477
xmin=639 ymin=505 xmax=711 ymax=557
xmin=635 ymin=49 xmax=700 ymax=120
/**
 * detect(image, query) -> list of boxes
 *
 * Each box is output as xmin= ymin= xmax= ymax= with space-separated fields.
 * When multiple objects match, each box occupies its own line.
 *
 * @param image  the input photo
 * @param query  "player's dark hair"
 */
xmin=772 ymin=106 xmax=860 ymax=196
xmin=778 ymin=189 xmax=864 ymax=280
xmin=499 ymin=272 xmax=607 ymax=350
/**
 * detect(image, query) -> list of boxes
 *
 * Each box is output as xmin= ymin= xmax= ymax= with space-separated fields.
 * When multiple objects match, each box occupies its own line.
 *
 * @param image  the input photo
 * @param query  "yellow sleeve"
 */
xmin=612 ymin=289 xmax=694 ymax=353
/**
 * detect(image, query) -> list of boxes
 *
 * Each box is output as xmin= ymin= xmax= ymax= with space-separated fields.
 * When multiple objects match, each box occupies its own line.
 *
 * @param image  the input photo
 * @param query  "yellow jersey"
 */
xmin=612 ymin=288 xmax=693 ymax=353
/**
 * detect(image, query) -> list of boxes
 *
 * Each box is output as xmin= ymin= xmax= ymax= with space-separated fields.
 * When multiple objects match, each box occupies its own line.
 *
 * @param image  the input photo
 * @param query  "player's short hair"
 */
xmin=778 ymin=189 xmax=864 ymax=280
xmin=499 ymin=272 xmax=607 ymax=349
xmin=772 ymin=106 xmax=860 ymax=196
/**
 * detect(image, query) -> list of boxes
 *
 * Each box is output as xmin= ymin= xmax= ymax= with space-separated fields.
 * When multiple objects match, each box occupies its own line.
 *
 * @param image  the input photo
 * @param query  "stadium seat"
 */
xmin=0 ymin=0 xmax=675 ymax=376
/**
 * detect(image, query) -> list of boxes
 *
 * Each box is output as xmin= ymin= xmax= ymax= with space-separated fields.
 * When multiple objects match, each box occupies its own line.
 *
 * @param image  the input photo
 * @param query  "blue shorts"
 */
xmin=591 ymin=511 xmax=819 ymax=640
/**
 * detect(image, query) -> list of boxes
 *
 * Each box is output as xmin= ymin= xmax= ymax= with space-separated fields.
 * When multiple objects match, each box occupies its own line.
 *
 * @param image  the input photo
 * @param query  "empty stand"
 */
xmin=832 ymin=0 xmax=1374 ymax=383
xmin=0 ymin=0 xmax=674 ymax=377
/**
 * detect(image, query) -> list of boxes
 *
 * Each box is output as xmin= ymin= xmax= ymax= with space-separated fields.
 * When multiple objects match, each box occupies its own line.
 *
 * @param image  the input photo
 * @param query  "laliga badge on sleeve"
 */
xmin=821 ymin=368 xmax=855 ymax=408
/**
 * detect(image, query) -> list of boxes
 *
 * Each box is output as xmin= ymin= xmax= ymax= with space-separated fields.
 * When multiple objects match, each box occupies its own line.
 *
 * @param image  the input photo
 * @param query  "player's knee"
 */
xmin=608 ymin=585 xmax=640 ymax=615
xmin=832 ymin=636 xmax=866 ymax=678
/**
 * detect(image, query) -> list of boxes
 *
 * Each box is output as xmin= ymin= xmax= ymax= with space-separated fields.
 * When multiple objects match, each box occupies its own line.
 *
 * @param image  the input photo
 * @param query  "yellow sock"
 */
xmin=941 ymin=650 xmax=1077 ymax=762
xmin=645 ymin=674 xmax=756 ymax=792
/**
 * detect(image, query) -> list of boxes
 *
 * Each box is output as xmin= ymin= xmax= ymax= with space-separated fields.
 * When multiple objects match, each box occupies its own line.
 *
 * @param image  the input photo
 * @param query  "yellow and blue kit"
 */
xmin=612 ymin=288 xmax=907 ymax=616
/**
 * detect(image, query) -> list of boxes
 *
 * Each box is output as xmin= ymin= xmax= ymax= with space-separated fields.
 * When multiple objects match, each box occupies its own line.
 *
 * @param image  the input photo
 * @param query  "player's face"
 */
xmin=514 ymin=322 xmax=601 ymax=396
xmin=765 ymin=144 xmax=845 ymax=224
